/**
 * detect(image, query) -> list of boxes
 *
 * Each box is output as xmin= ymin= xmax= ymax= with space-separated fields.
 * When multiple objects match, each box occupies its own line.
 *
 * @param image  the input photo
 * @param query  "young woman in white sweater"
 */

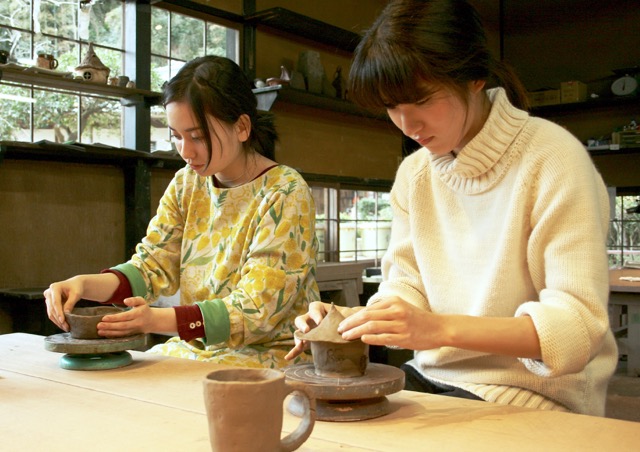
xmin=287 ymin=0 xmax=617 ymax=416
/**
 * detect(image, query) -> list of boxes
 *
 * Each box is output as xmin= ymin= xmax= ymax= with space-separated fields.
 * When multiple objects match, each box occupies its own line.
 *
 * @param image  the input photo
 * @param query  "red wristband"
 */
xmin=174 ymin=305 xmax=205 ymax=341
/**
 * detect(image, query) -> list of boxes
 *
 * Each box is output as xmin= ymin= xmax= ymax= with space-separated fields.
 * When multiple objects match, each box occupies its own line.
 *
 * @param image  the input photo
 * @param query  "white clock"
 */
xmin=611 ymin=75 xmax=638 ymax=96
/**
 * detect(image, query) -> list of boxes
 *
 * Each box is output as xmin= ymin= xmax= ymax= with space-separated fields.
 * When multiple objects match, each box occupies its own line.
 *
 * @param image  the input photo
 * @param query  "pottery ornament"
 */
xmin=74 ymin=42 xmax=110 ymax=84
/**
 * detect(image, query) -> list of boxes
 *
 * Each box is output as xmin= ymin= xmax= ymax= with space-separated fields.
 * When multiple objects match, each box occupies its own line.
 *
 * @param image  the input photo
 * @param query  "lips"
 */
xmin=415 ymin=136 xmax=434 ymax=147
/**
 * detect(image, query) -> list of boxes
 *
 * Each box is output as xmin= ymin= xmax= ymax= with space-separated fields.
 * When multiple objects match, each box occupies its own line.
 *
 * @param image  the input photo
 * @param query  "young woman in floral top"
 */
xmin=44 ymin=56 xmax=319 ymax=368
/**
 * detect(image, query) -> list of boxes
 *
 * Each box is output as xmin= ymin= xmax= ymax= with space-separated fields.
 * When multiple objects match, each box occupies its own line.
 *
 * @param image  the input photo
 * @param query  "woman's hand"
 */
xmin=97 ymin=297 xmax=153 ymax=337
xmin=97 ymin=297 xmax=178 ymax=337
xmin=44 ymin=273 xmax=121 ymax=332
xmin=284 ymin=301 xmax=330 ymax=360
xmin=338 ymin=296 xmax=445 ymax=350
xmin=285 ymin=301 xmax=364 ymax=360
xmin=44 ymin=277 xmax=86 ymax=332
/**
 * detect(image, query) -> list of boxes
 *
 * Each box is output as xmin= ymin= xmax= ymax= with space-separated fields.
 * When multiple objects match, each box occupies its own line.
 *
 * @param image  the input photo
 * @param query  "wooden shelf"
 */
xmin=244 ymin=7 xmax=361 ymax=53
xmin=0 ymin=64 xmax=163 ymax=105
xmin=0 ymin=140 xmax=184 ymax=170
xmin=0 ymin=64 xmax=282 ymax=111
xmin=532 ymin=95 xmax=640 ymax=116
xmin=588 ymin=146 xmax=640 ymax=157
xmin=273 ymin=85 xmax=388 ymax=121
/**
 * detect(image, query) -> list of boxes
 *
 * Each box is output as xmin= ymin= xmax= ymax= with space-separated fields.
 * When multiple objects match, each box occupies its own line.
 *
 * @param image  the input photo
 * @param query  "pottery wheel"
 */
xmin=285 ymin=363 xmax=405 ymax=422
xmin=44 ymin=333 xmax=146 ymax=371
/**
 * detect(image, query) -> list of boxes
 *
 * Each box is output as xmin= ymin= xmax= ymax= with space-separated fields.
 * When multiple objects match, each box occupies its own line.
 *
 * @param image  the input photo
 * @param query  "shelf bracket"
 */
xmin=120 ymin=94 xmax=146 ymax=107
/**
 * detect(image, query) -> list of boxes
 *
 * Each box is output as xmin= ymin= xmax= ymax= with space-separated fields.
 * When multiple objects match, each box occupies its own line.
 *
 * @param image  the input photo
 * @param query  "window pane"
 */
xmin=151 ymin=8 xmax=169 ymax=56
xmin=171 ymin=13 xmax=204 ymax=61
xmin=609 ymin=194 xmax=640 ymax=268
xmin=80 ymin=96 xmax=121 ymax=147
xmin=151 ymin=55 xmax=169 ymax=92
xmin=0 ymin=83 xmax=32 ymax=141
xmin=86 ymin=0 xmax=123 ymax=48
xmin=206 ymin=23 xmax=228 ymax=57
xmin=2 ymin=28 xmax=31 ymax=64
xmin=33 ymin=89 xmax=78 ymax=142
xmin=39 ymin=0 xmax=77 ymax=40
xmin=0 ymin=1 xmax=31 ymax=30
xmin=150 ymin=104 xmax=171 ymax=152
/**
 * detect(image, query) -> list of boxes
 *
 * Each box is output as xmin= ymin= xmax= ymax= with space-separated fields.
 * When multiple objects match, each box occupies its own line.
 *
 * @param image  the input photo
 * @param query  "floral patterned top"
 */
xmin=113 ymin=164 xmax=319 ymax=368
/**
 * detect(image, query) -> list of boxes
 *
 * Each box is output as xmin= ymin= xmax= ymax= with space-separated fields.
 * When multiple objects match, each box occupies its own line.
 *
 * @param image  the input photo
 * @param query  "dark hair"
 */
xmin=163 ymin=55 xmax=278 ymax=162
xmin=349 ymin=0 xmax=529 ymax=112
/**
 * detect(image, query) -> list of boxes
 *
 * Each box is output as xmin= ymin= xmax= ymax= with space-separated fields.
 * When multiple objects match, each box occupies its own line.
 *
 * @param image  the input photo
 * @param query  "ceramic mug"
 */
xmin=37 ymin=53 xmax=58 ymax=70
xmin=203 ymin=368 xmax=315 ymax=452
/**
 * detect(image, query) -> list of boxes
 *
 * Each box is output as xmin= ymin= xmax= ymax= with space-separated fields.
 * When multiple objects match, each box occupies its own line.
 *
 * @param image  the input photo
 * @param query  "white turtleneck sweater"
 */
xmin=369 ymin=88 xmax=617 ymax=416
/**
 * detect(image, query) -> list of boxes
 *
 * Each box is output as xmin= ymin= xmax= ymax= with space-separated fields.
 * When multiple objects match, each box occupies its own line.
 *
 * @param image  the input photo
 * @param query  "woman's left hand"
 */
xmin=339 ymin=296 xmax=446 ymax=350
xmin=97 ymin=297 xmax=153 ymax=337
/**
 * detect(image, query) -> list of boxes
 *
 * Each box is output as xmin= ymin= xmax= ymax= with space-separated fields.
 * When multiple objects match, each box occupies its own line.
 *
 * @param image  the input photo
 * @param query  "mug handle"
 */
xmin=280 ymin=383 xmax=316 ymax=452
xmin=51 ymin=58 xmax=58 ymax=69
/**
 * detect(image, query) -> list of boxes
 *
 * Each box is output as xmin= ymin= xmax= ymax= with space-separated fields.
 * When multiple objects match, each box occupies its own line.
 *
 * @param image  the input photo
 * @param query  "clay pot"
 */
xmin=64 ymin=306 xmax=122 ymax=339
xmin=309 ymin=339 xmax=368 ymax=378
xmin=295 ymin=303 xmax=369 ymax=378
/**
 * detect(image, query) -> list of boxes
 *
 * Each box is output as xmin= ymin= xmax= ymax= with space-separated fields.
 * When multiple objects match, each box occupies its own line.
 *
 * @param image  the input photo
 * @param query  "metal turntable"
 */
xmin=44 ymin=333 xmax=146 ymax=370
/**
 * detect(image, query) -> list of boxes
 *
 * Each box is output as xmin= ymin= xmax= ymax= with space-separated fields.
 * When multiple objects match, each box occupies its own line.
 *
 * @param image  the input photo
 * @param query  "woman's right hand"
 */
xmin=284 ymin=301 xmax=362 ymax=360
xmin=284 ymin=301 xmax=330 ymax=360
xmin=43 ymin=276 xmax=86 ymax=332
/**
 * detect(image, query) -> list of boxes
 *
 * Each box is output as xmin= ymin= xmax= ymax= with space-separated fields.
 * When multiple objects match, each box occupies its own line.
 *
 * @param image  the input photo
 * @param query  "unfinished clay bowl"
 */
xmin=64 ymin=306 xmax=121 ymax=339
xmin=295 ymin=304 xmax=368 ymax=378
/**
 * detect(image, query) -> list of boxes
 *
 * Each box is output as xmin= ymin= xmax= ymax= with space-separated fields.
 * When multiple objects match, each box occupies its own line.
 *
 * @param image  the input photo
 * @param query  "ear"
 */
xmin=470 ymin=79 xmax=487 ymax=94
xmin=235 ymin=114 xmax=252 ymax=143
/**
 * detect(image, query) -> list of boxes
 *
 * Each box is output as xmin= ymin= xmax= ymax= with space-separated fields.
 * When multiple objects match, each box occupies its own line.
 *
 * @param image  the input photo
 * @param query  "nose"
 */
xmin=178 ymin=139 xmax=196 ymax=161
xmin=390 ymin=107 xmax=420 ymax=138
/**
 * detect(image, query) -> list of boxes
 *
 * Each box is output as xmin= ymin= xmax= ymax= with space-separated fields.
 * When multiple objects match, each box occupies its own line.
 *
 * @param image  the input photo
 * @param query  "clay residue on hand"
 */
xmin=295 ymin=303 xmax=350 ymax=343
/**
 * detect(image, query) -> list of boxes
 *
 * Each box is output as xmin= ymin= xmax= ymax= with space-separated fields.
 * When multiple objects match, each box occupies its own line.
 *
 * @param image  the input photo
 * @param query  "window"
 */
xmin=0 ymin=0 xmax=125 ymax=146
xmin=0 ymin=1 xmax=239 ymax=151
xmin=608 ymin=189 xmax=640 ymax=268
xmin=313 ymin=185 xmax=392 ymax=263
xmin=149 ymin=7 xmax=239 ymax=152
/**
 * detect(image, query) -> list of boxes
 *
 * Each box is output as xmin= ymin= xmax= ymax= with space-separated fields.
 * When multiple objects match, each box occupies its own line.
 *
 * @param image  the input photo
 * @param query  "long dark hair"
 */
xmin=349 ymin=0 xmax=529 ymax=112
xmin=163 ymin=55 xmax=278 ymax=162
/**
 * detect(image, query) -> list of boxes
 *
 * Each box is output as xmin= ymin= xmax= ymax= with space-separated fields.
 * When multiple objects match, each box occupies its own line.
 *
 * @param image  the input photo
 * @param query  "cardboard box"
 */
xmin=560 ymin=81 xmax=588 ymax=103
xmin=528 ymin=89 xmax=560 ymax=107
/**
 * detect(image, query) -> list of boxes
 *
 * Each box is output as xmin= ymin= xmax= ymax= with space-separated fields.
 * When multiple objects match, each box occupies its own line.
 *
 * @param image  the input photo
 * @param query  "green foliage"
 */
xmin=608 ymin=195 xmax=640 ymax=267
xmin=357 ymin=197 xmax=392 ymax=220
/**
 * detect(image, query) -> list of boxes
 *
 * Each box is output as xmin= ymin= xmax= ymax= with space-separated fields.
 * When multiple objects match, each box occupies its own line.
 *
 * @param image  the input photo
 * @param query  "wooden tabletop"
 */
xmin=1 ymin=333 xmax=639 ymax=451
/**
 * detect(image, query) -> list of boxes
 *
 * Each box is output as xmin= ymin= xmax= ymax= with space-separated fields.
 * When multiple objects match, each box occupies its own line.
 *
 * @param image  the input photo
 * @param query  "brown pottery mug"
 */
xmin=203 ymin=368 xmax=315 ymax=452
xmin=36 ymin=53 xmax=58 ymax=70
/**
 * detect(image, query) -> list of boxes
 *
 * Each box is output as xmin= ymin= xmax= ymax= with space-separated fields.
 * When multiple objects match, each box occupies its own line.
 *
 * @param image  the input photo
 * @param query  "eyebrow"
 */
xmin=168 ymin=126 xmax=202 ymax=133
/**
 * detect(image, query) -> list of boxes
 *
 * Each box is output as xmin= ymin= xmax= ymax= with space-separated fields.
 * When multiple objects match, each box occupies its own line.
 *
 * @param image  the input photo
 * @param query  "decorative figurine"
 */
xmin=332 ymin=66 xmax=344 ymax=99
xmin=74 ymin=42 xmax=110 ymax=84
xmin=266 ymin=65 xmax=291 ymax=87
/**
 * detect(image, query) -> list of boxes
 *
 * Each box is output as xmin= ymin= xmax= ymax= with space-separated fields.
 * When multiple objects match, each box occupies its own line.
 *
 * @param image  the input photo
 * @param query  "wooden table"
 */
xmin=1 ymin=333 xmax=639 ymax=451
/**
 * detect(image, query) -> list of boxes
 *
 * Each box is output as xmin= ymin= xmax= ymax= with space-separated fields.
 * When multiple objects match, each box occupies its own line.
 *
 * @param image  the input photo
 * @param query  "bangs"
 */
xmin=348 ymin=41 xmax=440 ymax=110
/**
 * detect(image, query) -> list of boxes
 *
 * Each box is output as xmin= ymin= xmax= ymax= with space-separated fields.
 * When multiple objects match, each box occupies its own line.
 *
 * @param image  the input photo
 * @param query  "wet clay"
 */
xmin=296 ymin=304 xmax=368 ymax=378
xmin=64 ymin=306 xmax=122 ymax=339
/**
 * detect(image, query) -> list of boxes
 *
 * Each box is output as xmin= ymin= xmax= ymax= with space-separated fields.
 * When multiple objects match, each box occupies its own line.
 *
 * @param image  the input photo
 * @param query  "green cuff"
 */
xmin=111 ymin=263 xmax=147 ymax=298
xmin=196 ymin=299 xmax=231 ymax=345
